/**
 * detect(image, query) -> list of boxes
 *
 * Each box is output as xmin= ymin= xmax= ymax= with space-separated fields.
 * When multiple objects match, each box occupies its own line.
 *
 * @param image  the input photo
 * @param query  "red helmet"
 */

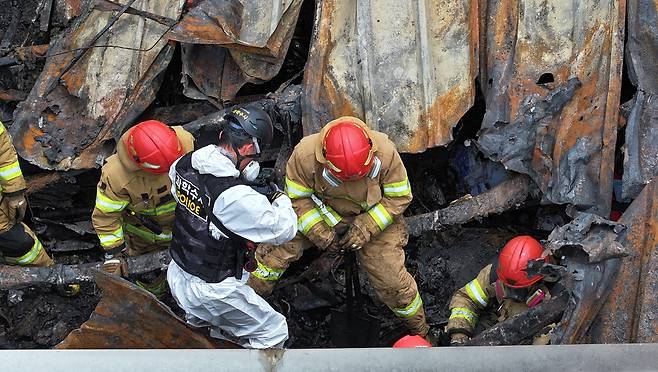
xmin=392 ymin=335 xmax=432 ymax=348
xmin=497 ymin=236 xmax=547 ymax=288
xmin=123 ymin=120 xmax=184 ymax=174
xmin=322 ymin=121 xmax=374 ymax=181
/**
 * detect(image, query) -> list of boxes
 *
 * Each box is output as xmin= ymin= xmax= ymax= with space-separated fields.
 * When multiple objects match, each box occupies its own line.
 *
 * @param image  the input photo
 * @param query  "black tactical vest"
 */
xmin=170 ymin=152 xmax=245 ymax=283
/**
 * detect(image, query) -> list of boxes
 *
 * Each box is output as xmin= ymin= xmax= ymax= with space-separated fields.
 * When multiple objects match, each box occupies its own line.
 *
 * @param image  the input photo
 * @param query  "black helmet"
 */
xmin=223 ymin=105 xmax=274 ymax=153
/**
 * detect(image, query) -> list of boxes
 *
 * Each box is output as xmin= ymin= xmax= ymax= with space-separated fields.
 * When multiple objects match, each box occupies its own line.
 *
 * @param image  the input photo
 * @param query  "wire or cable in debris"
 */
xmin=43 ymin=22 xmax=177 ymax=59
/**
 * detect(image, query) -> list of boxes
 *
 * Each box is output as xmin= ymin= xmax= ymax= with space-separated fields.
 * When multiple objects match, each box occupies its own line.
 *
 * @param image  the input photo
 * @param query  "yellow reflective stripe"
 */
xmin=95 ymin=188 xmax=129 ymax=213
xmin=298 ymin=208 xmax=323 ymax=234
xmin=125 ymin=224 xmax=172 ymax=242
xmin=383 ymin=177 xmax=411 ymax=197
xmin=465 ymin=279 xmax=488 ymax=308
xmin=450 ymin=307 xmax=477 ymax=326
xmin=285 ymin=177 xmax=314 ymax=199
xmin=251 ymin=260 xmax=285 ymax=281
xmin=391 ymin=292 xmax=423 ymax=318
xmin=98 ymin=227 xmax=124 ymax=247
xmin=367 ymin=203 xmax=393 ymax=230
xmin=139 ymin=201 xmax=177 ymax=216
xmin=0 ymin=161 xmax=22 ymax=181
xmin=0 ymin=122 xmax=5 ymax=135
xmin=5 ymin=238 xmax=43 ymax=265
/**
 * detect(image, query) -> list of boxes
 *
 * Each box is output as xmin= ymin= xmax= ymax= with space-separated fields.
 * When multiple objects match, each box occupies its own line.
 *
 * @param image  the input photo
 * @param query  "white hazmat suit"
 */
xmin=167 ymin=145 xmax=297 ymax=348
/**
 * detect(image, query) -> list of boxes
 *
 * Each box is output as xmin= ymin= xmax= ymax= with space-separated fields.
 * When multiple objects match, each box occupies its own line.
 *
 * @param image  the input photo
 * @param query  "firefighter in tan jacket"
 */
xmin=447 ymin=236 xmax=553 ymax=345
xmin=92 ymin=120 xmax=194 ymax=295
xmin=247 ymin=116 xmax=429 ymax=337
xmin=0 ymin=121 xmax=52 ymax=266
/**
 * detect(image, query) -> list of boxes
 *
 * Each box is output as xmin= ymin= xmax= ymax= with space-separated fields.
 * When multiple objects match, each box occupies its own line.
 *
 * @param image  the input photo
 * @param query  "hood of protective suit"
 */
xmin=314 ymin=116 xmax=386 ymax=164
xmin=190 ymin=145 xmax=240 ymax=178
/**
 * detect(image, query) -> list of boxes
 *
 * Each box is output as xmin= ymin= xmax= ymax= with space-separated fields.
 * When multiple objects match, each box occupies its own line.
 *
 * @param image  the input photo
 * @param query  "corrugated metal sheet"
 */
xmin=169 ymin=0 xmax=303 ymax=103
xmin=621 ymin=0 xmax=658 ymax=201
xmin=587 ymin=177 xmax=658 ymax=343
xmin=10 ymin=0 xmax=184 ymax=170
xmin=477 ymin=0 xmax=625 ymax=216
xmin=302 ymin=0 xmax=479 ymax=153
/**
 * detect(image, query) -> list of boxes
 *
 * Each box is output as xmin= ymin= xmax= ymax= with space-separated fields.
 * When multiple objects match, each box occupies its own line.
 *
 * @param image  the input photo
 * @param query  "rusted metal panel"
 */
xmin=478 ymin=0 xmax=625 ymax=216
xmin=587 ymin=177 xmax=658 ymax=343
xmin=621 ymin=0 xmax=658 ymax=201
xmin=169 ymin=0 xmax=303 ymax=103
xmin=10 ymin=0 xmax=185 ymax=170
xmin=57 ymin=271 xmax=235 ymax=349
xmin=302 ymin=0 xmax=479 ymax=153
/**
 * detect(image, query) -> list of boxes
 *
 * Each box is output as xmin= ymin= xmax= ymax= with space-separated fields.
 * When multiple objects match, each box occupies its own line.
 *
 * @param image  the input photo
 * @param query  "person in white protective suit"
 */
xmin=167 ymin=105 xmax=297 ymax=349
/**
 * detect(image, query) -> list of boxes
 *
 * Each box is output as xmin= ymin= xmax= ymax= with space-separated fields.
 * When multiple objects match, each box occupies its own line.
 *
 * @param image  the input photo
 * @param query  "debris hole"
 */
xmin=536 ymin=73 xmax=554 ymax=85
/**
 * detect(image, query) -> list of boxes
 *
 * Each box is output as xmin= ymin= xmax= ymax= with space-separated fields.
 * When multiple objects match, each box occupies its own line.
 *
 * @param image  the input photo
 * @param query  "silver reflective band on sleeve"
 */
xmin=298 ymin=208 xmax=323 ymax=234
xmin=285 ymin=177 xmax=314 ymax=199
xmin=251 ymin=260 xmax=285 ymax=281
xmin=95 ymin=188 xmax=129 ymax=213
xmin=0 ymin=161 xmax=22 ymax=181
xmin=449 ymin=307 xmax=477 ymax=325
xmin=383 ymin=178 xmax=411 ymax=197
xmin=367 ymin=203 xmax=393 ymax=230
xmin=465 ymin=279 xmax=488 ymax=307
xmin=391 ymin=292 xmax=423 ymax=318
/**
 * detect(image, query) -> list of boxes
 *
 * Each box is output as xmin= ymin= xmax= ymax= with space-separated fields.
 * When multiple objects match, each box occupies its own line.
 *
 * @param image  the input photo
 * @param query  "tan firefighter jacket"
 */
xmin=283 ymin=116 xmax=412 ymax=242
xmin=92 ymin=126 xmax=194 ymax=252
xmin=447 ymin=263 xmax=551 ymax=337
xmin=0 ymin=121 xmax=27 ymax=232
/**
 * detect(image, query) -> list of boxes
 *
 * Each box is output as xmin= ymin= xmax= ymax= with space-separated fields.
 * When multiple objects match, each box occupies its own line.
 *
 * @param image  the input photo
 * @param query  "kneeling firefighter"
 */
xmin=446 ymin=236 xmax=557 ymax=345
xmin=92 ymin=120 xmax=194 ymax=296
xmin=0 ymin=121 xmax=52 ymax=267
xmin=167 ymin=105 xmax=297 ymax=349
xmin=247 ymin=116 xmax=430 ymax=338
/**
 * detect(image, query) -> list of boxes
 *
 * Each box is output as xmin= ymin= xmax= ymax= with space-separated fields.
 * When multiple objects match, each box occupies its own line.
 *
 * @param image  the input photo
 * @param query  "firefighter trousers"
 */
xmin=248 ymin=218 xmax=429 ymax=336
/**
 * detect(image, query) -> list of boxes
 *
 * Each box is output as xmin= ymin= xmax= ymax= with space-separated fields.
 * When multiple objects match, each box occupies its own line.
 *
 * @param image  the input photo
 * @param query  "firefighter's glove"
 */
xmin=102 ymin=246 xmax=128 ymax=276
xmin=267 ymin=182 xmax=286 ymax=203
xmin=305 ymin=222 xmax=336 ymax=251
xmin=339 ymin=214 xmax=379 ymax=251
xmin=5 ymin=192 xmax=27 ymax=224
xmin=450 ymin=332 xmax=470 ymax=346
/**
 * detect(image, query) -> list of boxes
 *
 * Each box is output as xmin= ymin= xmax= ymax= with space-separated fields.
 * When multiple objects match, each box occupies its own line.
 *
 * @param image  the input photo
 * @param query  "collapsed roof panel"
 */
xmin=10 ymin=0 xmax=185 ymax=170
xmin=477 ymin=0 xmax=625 ymax=216
xmin=302 ymin=0 xmax=479 ymax=153
xmin=169 ymin=0 xmax=303 ymax=102
xmin=621 ymin=0 xmax=658 ymax=201
xmin=587 ymin=177 xmax=658 ymax=343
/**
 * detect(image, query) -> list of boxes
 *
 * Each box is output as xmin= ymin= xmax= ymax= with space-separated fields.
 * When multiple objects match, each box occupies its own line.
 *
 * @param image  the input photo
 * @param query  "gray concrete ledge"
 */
xmin=1 ymin=344 xmax=658 ymax=372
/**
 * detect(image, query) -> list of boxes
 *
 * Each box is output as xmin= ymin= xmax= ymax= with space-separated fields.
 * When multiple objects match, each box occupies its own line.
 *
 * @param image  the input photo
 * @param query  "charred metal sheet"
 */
xmin=478 ymin=0 xmax=625 ymax=216
xmin=10 ymin=0 xmax=185 ymax=170
xmin=622 ymin=0 xmax=658 ymax=201
xmin=57 ymin=271 xmax=234 ymax=349
xmin=587 ymin=177 xmax=658 ymax=343
xmin=302 ymin=0 xmax=479 ymax=153
xmin=541 ymin=212 xmax=626 ymax=344
xmin=169 ymin=0 xmax=303 ymax=102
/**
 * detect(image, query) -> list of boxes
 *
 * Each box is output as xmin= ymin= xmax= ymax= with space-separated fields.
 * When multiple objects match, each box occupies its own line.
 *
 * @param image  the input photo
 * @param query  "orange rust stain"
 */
xmin=22 ymin=126 xmax=45 ymax=154
xmin=409 ymin=83 xmax=474 ymax=153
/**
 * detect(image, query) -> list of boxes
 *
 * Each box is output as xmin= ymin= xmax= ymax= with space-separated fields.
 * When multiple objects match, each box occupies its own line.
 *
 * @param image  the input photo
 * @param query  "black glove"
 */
xmin=267 ymin=182 xmax=285 ymax=202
